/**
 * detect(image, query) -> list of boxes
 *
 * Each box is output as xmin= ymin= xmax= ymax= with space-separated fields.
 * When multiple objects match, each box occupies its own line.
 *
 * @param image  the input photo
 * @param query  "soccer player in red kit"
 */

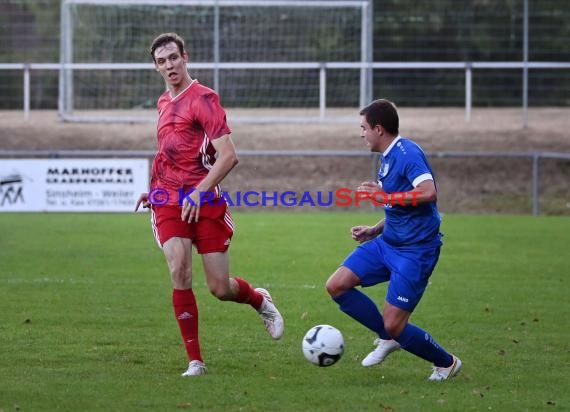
xmin=135 ymin=32 xmax=284 ymax=377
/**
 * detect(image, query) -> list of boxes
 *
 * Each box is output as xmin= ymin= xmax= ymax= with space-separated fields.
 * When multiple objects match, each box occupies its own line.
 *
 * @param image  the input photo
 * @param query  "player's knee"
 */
xmin=170 ymin=267 xmax=191 ymax=289
xmin=325 ymin=280 xmax=335 ymax=297
xmin=325 ymin=276 xmax=345 ymax=298
xmin=325 ymin=268 xmax=358 ymax=298
xmin=169 ymin=257 xmax=188 ymax=276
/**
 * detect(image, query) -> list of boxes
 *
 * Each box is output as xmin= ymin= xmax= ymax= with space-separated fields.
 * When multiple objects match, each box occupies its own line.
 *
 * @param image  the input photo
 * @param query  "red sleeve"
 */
xmin=156 ymin=91 xmax=170 ymax=114
xmin=194 ymin=92 xmax=231 ymax=140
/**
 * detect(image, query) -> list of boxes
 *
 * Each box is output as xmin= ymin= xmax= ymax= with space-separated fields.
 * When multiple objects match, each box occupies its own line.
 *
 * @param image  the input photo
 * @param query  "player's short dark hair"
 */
xmin=150 ymin=32 xmax=186 ymax=62
xmin=359 ymin=99 xmax=399 ymax=135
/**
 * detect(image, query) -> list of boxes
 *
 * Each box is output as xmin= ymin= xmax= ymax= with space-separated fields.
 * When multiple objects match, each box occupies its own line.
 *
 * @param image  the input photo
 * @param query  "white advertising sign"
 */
xmin=0 ymin=159 xmax=149 ymax=212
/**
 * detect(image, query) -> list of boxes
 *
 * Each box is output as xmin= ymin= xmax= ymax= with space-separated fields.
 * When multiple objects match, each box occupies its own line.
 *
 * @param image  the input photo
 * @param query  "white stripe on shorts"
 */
xmin=223 ymin=211 xmax=235 ymax=232
xmin=150 ymin=208 xmax=163 ymax=249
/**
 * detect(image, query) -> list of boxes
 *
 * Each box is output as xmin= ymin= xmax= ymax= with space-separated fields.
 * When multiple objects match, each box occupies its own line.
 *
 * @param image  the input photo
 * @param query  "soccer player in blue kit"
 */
xmin=325 ymin=99 xmax=462 ymax=381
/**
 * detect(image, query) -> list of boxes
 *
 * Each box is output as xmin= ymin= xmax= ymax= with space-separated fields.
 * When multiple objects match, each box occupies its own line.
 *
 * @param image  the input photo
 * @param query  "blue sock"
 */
xmin=333 ymin=289 xmax=390 ymax=340
xmin=394 ymin=323 xmax=453 ymax=367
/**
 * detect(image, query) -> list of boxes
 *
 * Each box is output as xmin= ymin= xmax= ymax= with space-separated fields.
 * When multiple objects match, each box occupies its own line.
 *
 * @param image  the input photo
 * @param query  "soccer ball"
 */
xmin=301 ymin=324 xmax=344 ymax=367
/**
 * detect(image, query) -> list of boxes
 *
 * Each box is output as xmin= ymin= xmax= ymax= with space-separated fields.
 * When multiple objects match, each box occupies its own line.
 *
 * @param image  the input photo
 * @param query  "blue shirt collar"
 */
xmin=382 ymin=135 xmax=402 ymax=157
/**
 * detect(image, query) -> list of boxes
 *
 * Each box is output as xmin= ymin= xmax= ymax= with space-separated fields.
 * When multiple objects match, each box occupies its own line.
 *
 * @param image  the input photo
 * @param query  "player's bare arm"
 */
xmin=181 ymin=134 xmax=239 ymax=222
xmin=351 ymin=219 xmax=385 ymax=243
xmin=412 ymin=179 xmax=437 ymax=204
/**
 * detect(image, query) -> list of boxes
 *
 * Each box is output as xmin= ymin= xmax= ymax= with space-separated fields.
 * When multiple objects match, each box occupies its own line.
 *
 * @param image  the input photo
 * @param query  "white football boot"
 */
xmin=361 ymin=338 xmax=401 ymax=367
xmin=181 ymin=360 xmax=207 ymax=377
xmin=255 ymin=288 xmax=284 ymax=340
xmin=428 ymin=355 xmax=462 ymax=381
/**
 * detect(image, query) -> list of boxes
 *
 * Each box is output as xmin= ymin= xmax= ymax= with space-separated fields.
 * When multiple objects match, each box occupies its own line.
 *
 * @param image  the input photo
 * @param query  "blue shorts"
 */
xmin=342 ymin=236 xmax=441 ymax=312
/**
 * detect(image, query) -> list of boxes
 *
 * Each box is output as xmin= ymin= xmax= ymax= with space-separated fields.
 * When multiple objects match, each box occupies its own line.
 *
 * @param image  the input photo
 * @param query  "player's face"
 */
xmin=360 ymin=116 xmax=382 ymax=152
xmin=153 ymin=42 xmax=189 ymax=90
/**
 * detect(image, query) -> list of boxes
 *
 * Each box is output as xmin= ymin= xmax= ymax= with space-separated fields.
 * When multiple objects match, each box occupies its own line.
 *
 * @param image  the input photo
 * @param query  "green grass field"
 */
xmin=0 ymin=213 xmax=568 ymax=411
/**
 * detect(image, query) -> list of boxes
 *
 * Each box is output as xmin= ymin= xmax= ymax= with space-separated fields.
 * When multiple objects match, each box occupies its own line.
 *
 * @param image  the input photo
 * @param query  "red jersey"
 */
xmin=150 ymin=80 xmax=231 ymax=206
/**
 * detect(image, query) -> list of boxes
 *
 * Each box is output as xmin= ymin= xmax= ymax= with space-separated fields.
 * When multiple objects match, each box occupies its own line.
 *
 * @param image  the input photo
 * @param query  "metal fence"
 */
xmin=0 ymin=0 xmax=569 ymax=120
xmin=1 ymin=61 xmax=570 ymax=124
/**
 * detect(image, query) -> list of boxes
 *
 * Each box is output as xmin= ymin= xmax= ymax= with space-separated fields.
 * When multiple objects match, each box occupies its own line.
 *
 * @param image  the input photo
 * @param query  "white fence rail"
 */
xmin=1 ymin=61 xmax=569 ymax=123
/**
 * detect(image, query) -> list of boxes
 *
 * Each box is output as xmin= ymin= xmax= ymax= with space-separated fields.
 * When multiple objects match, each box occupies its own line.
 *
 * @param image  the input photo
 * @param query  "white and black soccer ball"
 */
xmin=301 ymin=324 xmax=344 ymax=367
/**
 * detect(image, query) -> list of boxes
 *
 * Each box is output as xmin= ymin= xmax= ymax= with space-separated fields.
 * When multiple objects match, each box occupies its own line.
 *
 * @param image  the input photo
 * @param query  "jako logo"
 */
xmin=397 ymin=296 xmax=409 ymax=303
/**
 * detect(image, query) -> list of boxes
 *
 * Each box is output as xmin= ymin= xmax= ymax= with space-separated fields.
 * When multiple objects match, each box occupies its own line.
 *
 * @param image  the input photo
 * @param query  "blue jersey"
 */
xmin=377 ymin=137 xmax=442 ymax=247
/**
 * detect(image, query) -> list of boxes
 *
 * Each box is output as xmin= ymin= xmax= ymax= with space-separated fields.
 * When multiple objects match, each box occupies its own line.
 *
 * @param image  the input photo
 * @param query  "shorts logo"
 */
xmin=397 ymin=296 xmax=409 ymax=303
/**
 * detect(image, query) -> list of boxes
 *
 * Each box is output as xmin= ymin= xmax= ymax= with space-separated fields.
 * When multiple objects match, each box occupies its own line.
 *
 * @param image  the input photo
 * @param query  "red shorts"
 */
xmin=151 ymin=201 xmax=234 ymax=254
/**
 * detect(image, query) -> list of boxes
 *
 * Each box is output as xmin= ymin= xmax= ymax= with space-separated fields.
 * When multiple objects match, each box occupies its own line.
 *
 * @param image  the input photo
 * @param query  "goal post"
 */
xmin=59 ymin=0 xmax=372 ymax=123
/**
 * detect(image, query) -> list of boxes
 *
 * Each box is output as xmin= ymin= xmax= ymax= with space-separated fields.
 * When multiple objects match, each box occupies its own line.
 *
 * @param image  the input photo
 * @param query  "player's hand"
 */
xmin=357 ymin=181 xmax=387 ymax=205
xmin=135 ymin=192 xmax=150 ymax=211
xmin=181 ymin=190 xmax=201 ymax=223
xmin=351 ymin=225 xmax=377 ymax=243
xmin=357 ymin=181 xmax=381 ymax=195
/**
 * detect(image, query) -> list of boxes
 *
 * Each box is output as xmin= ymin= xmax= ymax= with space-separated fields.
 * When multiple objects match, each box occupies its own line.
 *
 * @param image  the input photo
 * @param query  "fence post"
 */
xmin=360 ymin=0 xmax=373 ymax=107
xmin=522 ymin=0 xmax=529 ymax=129
xmin=213 ymin=0 xmax=220 ymax=92
xmin=465 ymin=62 xmax=472 ymax=122
xmin=23 ymin=63 xmax=30 ymax=120
xmin=319 ymin=64 xmax=326 ymax=121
